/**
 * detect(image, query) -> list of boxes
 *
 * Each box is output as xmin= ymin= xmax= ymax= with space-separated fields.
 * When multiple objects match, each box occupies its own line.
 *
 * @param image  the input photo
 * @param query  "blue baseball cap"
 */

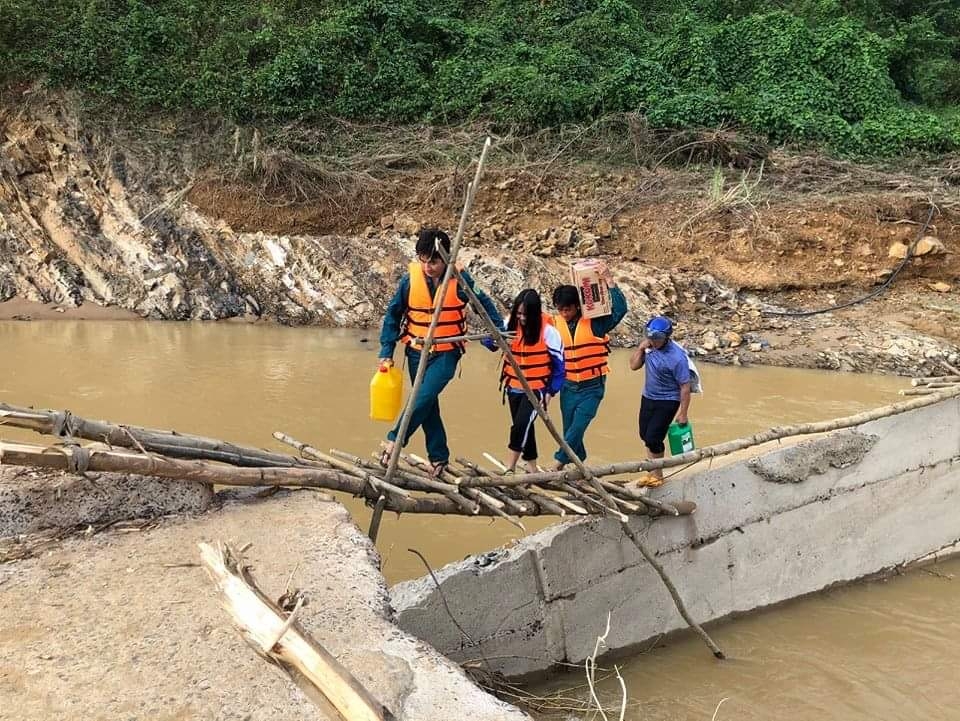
xmin=645 ymin=316 xmax=673 ymax=340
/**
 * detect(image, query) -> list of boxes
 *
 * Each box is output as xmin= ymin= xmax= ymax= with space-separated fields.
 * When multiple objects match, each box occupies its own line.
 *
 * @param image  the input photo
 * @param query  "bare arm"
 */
xmin=629 ymin=339 xmax=651 ymax=371
xmin=676 ymin=383 xmax=691 ymax=425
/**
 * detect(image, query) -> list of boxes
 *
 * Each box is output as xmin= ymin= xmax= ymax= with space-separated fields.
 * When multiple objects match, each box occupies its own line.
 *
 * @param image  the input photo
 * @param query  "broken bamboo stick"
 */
xmin=199 ymin=542 xmax=395 ymax=721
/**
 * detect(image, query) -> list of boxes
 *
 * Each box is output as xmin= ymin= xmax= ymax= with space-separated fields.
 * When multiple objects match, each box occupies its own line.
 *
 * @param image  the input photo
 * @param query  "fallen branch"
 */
xmin=199 ymin=542 xmax=394 ymax=721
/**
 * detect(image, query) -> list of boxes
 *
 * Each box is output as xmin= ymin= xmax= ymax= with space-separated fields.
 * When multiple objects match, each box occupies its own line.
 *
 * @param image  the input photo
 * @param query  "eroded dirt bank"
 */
xmin=1 ymin=95 xmax=958 ymax=375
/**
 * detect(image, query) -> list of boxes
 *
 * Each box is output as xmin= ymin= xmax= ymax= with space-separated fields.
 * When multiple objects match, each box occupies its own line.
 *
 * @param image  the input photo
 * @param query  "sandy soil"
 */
xmin=0 ymin=297 xmax=141 ymax=321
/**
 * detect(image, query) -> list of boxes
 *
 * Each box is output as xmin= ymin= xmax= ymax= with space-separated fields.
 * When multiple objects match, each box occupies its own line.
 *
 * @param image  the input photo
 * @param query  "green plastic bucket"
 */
xmin=667 ymin=421 xmax=695 ymax=456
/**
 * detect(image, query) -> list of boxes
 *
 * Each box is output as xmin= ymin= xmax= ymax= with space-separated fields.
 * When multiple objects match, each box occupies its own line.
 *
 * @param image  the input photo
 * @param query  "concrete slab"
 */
xmin=0 ymin=490 xmax=530 ymax=720
xmin=392 ymin=395 xmax=960 ymax=679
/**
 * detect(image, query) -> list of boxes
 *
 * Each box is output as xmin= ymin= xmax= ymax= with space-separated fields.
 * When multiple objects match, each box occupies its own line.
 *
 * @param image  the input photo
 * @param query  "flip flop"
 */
xmin=430 ymin=461 xmax=448 ymax=478
xmin=634 ymin=473 xmax=665 ymax=488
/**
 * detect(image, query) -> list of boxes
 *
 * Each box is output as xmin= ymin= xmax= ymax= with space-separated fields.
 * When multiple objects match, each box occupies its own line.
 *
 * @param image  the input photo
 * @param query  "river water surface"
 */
xmin=2 ymin=321 xmax=955 ymax=721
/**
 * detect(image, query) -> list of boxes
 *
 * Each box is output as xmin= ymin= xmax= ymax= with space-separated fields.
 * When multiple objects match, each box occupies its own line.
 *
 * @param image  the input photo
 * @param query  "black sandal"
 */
xmin=430 ymin=461 xmax=448 ymax=478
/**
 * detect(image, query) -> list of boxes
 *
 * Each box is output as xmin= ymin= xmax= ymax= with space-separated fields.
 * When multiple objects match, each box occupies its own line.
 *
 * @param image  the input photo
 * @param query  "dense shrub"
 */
xmin=1 ymin=0 xmax=957 ymax=156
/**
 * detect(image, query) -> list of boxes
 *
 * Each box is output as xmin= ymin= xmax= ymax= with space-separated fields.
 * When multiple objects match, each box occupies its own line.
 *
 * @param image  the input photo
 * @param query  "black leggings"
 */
xmin=508 ymin=392 xmax=541 ymax=461
xmin=639 ymin=396 xmax=680 ymax=454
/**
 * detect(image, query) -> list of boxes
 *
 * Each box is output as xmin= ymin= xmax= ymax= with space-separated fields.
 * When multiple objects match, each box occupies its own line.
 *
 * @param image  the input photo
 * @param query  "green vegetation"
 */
xmin=1 ymin=0 xmax=958 ymax=156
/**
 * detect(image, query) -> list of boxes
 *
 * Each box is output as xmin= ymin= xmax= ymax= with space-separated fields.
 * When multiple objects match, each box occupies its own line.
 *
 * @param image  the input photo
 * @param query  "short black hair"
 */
xmin=552 ymin=285 xmax=580 ymax=310
xmin=415 ymin=227 xmax=451 ymax=260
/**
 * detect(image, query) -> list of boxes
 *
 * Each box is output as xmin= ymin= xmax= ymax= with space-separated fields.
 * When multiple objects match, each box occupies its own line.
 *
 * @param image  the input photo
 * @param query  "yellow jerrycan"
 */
xmin=370 ymin=362 xmax=403 ymax=422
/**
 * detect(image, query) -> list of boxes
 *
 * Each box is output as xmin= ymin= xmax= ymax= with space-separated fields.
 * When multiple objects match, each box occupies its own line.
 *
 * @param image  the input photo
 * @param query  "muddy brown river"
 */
xmin=3 ymin=321 xmax=954 ymax=721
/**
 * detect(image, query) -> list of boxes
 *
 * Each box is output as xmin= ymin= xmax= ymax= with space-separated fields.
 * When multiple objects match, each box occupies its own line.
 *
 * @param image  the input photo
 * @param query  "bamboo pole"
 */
xmin=455 ymin=382 xmax=960 ymax=489
xmin=382 ymin=138 xmax=492 ymax=487
xmin=199 ymin=542 xmax=394 ymax=721
xmin=911 ymin=376 xmax=960 ymax=386
xmin=405 ymin=331 xmax=516 ymax=346
xmin=0 ymin=403 xmax=318 ymax=468
xmin=0 ymin=438 xmax=555 ymax=518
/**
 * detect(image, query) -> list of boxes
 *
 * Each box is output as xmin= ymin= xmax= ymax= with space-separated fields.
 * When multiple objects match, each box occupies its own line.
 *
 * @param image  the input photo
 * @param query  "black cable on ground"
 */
xmin=761 ymin=204 xmax=937 ymax=318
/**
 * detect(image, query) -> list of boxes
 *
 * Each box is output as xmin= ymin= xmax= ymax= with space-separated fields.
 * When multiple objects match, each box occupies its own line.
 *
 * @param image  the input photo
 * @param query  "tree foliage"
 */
xmin=1 ymin=0 xmax=957 ymax=155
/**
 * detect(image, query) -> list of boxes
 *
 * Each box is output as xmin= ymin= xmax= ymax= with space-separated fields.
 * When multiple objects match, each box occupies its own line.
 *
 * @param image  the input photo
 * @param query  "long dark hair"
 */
xmin=508 ymin=288 xmax=543 ymax=345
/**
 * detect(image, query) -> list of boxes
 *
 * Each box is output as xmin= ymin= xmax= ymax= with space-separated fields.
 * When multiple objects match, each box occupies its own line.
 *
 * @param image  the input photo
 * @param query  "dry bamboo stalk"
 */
xmin=485 ymin=487 xmax=535 ymax=515
xmin=332 ymin=449 xmax=476 ymax=511
xmin=941 ymin=360 xmax=960 ymax=376
xmin=406 ymin=453 xmax=524 ymax=529
xmin=599 ymin=480 xmax=683 ymax=517
xmin=0 ymin=403 xmax=318 ymax=468
xmin=383 ymin=138 xmax=492 ymax=486
xmin=273 ymin=433 xmax=411 ymax=499
xmin=457 ymin=382 xmax=960 ymax=489
xmin=199 ymin=542 xmax=394 ymax=721
xmin=911 ymin=376 xmax=960 ymax=386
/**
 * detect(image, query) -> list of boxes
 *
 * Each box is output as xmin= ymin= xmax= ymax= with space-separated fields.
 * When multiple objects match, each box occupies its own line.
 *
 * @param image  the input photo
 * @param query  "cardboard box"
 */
xmin=569 ymin=260 xmax=612 ymax=319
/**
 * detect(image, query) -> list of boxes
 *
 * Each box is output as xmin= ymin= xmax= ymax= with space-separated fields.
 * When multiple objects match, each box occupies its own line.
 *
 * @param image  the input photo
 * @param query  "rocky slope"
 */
xmin=1 ymin=96 xmax=959 ymax=376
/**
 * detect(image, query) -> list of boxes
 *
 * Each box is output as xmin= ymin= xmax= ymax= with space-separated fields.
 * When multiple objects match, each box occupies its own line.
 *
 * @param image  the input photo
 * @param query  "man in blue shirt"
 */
xmin=378 ymin=228 xmax=504 ymax=477
xmin=629 ymin=316 xmax=691 ymax=486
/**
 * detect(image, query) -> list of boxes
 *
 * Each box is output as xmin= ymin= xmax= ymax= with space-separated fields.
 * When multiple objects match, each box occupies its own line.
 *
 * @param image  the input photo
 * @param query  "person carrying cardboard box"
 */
xmin=549 ymin=260 xmax=628 ymax=471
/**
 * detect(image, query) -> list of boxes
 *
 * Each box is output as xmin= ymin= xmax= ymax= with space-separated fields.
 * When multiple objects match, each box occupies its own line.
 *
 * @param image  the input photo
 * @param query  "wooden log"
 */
xmin=900 ymin=388 xmax=941 ymax=396
xmin=941 ymin=360 xmax=960 ymax=376
xmin=199 ymin=542 xmax=394 ymax=721
xmin=0 ymin=403 xmax=318 ymax=468
xmin=328 ymin=450 xmax=477 ymax=512
xmin=911 ymin=375 xmax=960 ymax=386
xmin=599 ymin=480 xmax=682 ymax=517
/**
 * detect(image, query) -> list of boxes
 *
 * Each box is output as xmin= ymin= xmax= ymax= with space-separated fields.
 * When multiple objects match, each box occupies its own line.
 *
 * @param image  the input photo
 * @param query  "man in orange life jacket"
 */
xmin=378 ymin=228 xmax=504 ymax=477
xmin=550 ymin=261 xmax=628 ymax=470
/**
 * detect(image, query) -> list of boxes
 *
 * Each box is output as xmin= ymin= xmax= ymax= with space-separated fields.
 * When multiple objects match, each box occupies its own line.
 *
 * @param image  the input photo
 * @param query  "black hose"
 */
xmin=762 ymin=204 xmax=937 ymax=318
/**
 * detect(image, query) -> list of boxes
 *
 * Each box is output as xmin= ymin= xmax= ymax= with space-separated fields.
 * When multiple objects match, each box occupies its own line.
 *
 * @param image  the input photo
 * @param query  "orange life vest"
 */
xmin=500 ymin=315 xmax=553 ymax=391
xmin=400 ymin=261 xmax=467 ymax=353
xmin=554 ymin=315 xmax=610 ymax=382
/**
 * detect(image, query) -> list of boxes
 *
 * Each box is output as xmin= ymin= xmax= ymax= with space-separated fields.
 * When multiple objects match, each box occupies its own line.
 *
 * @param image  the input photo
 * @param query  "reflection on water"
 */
xmin=1 ymin=321 xmax=946 ymax=721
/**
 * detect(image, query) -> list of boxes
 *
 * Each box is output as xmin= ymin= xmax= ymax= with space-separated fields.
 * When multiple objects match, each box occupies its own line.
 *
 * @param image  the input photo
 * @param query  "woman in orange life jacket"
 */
xmin=483 ymin=289 xmax=565 ymax=474
xmin=550 ymin=260 xmax=628 ymax=471
xmin=378 ymin=228 xmax=505 ymax=477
